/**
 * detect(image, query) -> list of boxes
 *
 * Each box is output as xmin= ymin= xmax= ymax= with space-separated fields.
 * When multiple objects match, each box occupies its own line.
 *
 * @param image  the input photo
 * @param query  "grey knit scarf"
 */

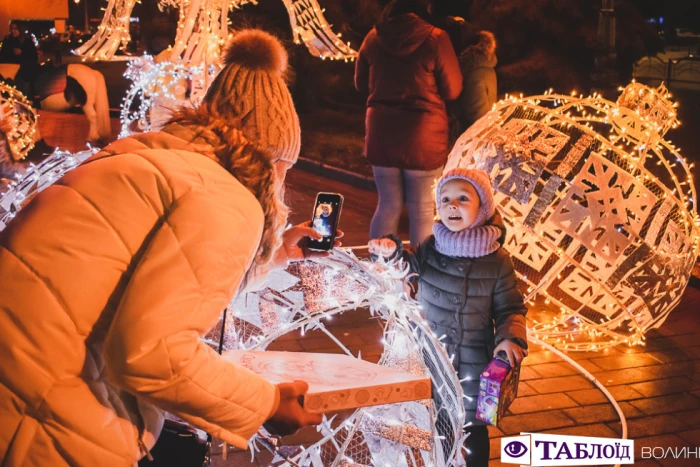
xmin=433 ymin=221 xmax=501 ymax=258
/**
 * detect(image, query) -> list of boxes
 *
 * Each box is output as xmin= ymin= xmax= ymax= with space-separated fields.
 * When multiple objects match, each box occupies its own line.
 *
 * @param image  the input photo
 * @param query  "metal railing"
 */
xmin=633 ymin=55 xmax=700 ymax=89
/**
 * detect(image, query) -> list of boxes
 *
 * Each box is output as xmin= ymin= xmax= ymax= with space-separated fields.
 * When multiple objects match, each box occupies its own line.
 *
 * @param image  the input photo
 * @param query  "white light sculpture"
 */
xmin=205 ymin=252 xmax=467 ymax=466
xmin=75 ymin=0 xmax=356 ymax=63
xmin=0 ymin=82 xmax=38 ymax=161
xmin=0 ymin=148 xmax=97 ymax=231
xmin=446 ymin=82 xmax=699 ymax=351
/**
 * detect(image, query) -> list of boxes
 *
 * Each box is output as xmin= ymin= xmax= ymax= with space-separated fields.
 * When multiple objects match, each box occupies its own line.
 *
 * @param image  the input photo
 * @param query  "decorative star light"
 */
xmin=204 ymin=252 xmax=467 ymax=466
xmin=446 ymin=82 xmax=699 ymax=351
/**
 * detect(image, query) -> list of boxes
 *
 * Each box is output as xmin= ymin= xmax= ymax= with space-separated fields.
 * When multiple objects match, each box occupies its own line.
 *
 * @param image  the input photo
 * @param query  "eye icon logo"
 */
xmin=504 ymin=441 xmax=528 ymax=458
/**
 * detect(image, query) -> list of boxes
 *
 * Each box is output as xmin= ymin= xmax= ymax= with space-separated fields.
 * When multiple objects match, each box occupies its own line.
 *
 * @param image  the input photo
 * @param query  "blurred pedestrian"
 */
xmin=0 ymin=21 xmax=38 ymax=65
xmin=355 ymin=0 xmax=462 ymax=247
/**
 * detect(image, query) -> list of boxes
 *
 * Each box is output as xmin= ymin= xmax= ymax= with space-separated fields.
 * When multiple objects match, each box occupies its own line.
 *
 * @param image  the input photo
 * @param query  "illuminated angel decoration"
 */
xmin=75 ymin=0 xmax=356 ymax=63
xmin=446 ymin=82 xmax=700 ymax=351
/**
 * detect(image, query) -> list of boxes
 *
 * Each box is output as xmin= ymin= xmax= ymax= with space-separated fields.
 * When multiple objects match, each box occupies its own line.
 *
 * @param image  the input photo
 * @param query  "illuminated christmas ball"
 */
xmin=205 ymin=251 xmax=467 ymax=466
xmin=446 ymin=83 xmax=700 ymax=351
xmin=0 ymin=82 xmax=37 ymax=161
xmin=120 ymin=56 xmax=218 ymax=137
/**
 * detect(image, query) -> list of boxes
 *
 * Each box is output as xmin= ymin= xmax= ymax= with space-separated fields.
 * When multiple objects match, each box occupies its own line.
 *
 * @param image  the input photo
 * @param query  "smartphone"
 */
xmin=308 ymin=192 xmax=344 ymax=251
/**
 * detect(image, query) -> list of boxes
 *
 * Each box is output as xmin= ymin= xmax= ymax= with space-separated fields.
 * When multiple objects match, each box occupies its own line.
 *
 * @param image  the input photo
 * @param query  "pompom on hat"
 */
xmin=435 ymin=168 xmax=496 ymax=228
xmin=203 ymin=29 xmax=300 ymax=164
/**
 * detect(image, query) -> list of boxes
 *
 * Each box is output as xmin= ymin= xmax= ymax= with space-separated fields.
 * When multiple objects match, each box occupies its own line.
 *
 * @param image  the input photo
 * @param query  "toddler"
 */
xmin=369 ymin=168 xmax=528 ymax=467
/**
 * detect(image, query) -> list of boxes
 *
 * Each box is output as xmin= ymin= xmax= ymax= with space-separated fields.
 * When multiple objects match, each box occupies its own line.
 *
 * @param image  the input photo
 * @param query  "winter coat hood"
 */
xmin=459 ymin=31 xmax=498 ymax=69
xmin=376 ymin=13 xmax=434 ymax=57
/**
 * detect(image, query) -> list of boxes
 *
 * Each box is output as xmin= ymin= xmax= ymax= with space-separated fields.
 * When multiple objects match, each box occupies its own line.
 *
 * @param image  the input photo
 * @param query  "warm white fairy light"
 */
xmin=119 ymin=56 xmax=220 ymax=137
xmin=75 ymin=0 xmax=356 ymax=63
xmin=111 ymin=0 xmax=356 ymax=136
xmin=73 ymin=0 xmax=139 ymax=60
xmin=446 ymin=82 xmax=699 ymax=351
xmin=0 ymin=147 xmax=97 ymax=231
xmin=0 ymin=83 xmax=38 ymax=161
xmin=204 ymin=251 xmax=466 ymax=466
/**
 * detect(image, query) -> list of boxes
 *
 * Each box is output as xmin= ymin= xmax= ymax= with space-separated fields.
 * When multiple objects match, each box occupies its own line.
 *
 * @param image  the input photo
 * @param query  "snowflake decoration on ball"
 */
xmin=447 ymin=82 xmax=699 ymax=351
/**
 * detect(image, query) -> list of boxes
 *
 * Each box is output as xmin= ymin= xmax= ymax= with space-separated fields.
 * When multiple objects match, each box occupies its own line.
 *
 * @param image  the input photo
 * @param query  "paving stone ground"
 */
xmin=43 ymin=112 xmax=700 ymax=466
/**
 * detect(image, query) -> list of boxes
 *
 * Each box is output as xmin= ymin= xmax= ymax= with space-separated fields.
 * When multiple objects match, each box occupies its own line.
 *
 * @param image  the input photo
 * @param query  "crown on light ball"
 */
xmin=616 ymin=82 xmax=679 ymax=138
xmin=0 ymin=82 xmax=38 ymax=161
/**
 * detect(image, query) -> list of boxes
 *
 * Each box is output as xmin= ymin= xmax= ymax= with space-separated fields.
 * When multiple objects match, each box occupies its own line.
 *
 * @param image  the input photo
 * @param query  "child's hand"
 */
xmin=494 ymin=340 xmax=529 ymax=367
xmin=368 ymin=238 xmax=398 ymax=258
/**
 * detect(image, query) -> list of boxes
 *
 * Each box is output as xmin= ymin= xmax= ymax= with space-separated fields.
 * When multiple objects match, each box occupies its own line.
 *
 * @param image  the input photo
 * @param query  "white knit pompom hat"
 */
xmin=205 ymin=29 xmax=301 ymax=164
xmin=435 ymin=168 xmax=496 ymax=227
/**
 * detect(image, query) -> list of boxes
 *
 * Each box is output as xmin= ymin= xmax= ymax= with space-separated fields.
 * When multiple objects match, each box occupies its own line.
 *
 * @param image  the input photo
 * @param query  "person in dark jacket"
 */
xmin=369 ymin=168 xmax=528 ymax=467
xmin=0 ymin=22 xmax=38 ymax=65
xmin=355 ymin=0 xmax=462 ymax=248
xmin=453 ymin=28 xmax=498 ymax=139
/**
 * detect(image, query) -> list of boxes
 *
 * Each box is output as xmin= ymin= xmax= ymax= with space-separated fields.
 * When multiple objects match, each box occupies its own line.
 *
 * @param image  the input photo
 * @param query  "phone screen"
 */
xmin=308 ymin=192 xmax=343 ymax=251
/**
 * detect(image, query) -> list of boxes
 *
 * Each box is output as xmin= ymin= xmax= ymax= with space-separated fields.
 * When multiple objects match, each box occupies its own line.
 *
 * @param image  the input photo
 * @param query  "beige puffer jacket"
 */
xmin=0 ymin=127 xmax=279 ymax=466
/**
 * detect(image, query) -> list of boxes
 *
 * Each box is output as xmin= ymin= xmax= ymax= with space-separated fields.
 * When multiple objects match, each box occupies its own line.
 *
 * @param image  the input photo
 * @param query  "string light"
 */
xmin=75 ymin=0 xmax=356 ymax=63
xmin=0 ymin=148 xmax=98 ymax=231
xmin=446 ymin=82 xmax=699 ymax=351
xmin=120 ymin=56 xmax=219 ymax=137
xmin=0 ymin=83 xmax=38 ymax=161
xmin=205 ymin=252 xmax=466 ymax=466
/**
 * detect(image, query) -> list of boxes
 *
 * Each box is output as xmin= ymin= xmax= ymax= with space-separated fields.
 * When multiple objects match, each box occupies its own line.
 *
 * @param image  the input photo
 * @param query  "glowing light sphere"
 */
xmin=120 ymin=56 xmax=220 ymax=137
xmin=446 ymin=83 xmax=700 ymax=351
xmin=205 ymin=251 xmax=467 ymax=466
xmin=0 ymin=82 xmax=38 ymax=161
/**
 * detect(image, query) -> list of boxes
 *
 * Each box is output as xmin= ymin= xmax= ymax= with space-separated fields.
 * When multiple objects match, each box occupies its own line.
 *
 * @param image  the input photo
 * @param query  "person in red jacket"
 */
xmin=355 ymin=0 xmax=462 ymax=248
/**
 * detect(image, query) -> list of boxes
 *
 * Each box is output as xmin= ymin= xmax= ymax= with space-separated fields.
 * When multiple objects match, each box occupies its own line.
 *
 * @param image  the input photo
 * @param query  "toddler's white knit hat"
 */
xmin=436 ymin=168 xmax=496 ymax=227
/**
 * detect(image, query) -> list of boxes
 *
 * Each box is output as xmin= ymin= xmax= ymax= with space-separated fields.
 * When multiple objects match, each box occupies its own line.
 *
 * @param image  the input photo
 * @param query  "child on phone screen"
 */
xmin=312 ymin=203 xmax=333 ymax=236
xmin=369 ymin=168 xmax=528 ymax=467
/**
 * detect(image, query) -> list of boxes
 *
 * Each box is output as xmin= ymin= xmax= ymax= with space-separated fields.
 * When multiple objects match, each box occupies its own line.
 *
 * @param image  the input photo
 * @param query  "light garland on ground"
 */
xmin=0 ymin=83 xmax=38 ymax=161
xmin=0 ymin=147 xmax=97 ymax=231
xmin=446 ymin=82 xmax=700 ymax=351
xmin=204 ymin=251 xmax=467 ymax=466
xmin=75 ymin=0 xmax=356 ymax=63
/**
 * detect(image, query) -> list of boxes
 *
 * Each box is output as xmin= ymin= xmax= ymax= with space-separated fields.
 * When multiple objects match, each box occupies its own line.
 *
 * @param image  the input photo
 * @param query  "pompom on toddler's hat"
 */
xmin=435 ymin=168 xmax=496 ymax=228
xmin=204 ymin=29 xmax=301 ymax=164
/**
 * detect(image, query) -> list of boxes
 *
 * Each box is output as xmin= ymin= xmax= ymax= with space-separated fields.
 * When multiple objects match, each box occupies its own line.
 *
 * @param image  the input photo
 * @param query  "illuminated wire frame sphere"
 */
xmin=205 ymin=252 xmax=467 ymax=467
xmin=120 ymin=56 xmax=219 ymax=137
xmin=446 ymin=82 xmax=700 ymax=351
xmin=0 ymin=82 xmax=38 ymax=161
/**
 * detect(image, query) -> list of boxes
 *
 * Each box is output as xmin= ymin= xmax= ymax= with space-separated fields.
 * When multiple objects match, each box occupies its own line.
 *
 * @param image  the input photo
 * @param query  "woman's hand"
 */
xmin=264 ymin=380 xmax=323 ymax=437
xmin=493 ymin=340 xmax=529 ymax=367
xmin=275 ymin=221 xmax=343 ymax=265
xmin=368 ymin=238 xmax=398 ymax=258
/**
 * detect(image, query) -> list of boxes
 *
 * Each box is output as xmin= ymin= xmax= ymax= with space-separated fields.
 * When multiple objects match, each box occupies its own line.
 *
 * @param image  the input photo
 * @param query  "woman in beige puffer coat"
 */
xmin=0 ymin=30 xmax=323 ymax=466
